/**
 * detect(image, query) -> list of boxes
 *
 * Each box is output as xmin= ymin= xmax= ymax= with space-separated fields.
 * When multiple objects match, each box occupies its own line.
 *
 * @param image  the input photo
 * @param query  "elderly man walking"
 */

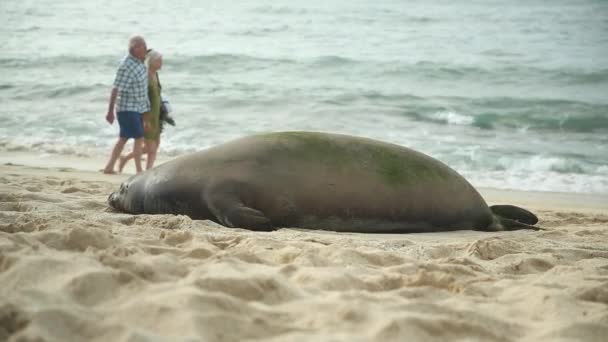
xmin=103 ymin=35 xmax=150 ymax=174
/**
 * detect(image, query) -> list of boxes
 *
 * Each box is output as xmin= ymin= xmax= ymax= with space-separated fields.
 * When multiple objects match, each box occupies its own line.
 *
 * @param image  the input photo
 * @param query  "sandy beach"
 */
xmin=1 ymin=154 xmax=607 ymax=342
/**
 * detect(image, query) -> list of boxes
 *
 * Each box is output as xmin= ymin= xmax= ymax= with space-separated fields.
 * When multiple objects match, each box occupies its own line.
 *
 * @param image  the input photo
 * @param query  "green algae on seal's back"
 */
xmin=108 ymin=131 xmax=541 ymax=233
xmin=261 ymin=131 xmax=447 ymax=186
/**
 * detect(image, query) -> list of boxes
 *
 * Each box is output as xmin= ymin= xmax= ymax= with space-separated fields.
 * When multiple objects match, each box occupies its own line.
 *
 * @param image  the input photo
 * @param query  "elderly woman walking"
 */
xmin=119 ymin=49 xmax=164 ymax=172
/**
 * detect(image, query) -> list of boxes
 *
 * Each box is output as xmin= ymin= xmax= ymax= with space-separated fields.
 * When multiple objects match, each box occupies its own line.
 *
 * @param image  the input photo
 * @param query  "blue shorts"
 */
xmin=117 ymin=111 xmax=143 ymax=139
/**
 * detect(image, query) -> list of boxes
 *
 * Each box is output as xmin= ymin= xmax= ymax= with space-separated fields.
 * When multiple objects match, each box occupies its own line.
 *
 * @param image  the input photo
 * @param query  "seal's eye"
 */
xmin=119 ymin=183 xmax=129 ymax=194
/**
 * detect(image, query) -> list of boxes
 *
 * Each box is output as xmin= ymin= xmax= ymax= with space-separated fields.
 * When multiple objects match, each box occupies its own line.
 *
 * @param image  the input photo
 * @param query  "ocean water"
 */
xmin=1 ymin=0 xmax=607 ymax=193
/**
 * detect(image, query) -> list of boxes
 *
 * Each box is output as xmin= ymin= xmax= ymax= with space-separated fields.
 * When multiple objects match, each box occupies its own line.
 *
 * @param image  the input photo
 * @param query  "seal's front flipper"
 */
xmin=490 ymin=205 xmax=538 ymax=225
xmin=204 ymin=184 xmax=273 ymax=231
xmin=221 ymin=205 xmax=273 ymax=231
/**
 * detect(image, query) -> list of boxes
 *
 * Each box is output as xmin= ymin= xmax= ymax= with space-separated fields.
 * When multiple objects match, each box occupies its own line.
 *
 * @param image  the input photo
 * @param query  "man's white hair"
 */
xmin=128 ymin=35 xmax=146 ymax=51
xmin=146 ymin=50 xmax=162 ymax=67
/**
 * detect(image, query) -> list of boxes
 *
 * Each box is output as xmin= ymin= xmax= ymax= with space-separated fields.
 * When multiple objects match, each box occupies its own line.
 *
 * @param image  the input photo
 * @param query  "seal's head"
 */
xmin=108 ymin=174 xmax=146 ymax=213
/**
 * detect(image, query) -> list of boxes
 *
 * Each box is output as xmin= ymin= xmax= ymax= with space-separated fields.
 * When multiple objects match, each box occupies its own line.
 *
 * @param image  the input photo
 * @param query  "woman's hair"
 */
xmin=145 ymin=49 xmax=162 ymax=68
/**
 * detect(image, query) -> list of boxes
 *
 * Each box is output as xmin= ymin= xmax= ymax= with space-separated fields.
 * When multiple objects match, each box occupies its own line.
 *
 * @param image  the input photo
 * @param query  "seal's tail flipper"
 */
xmin=494 ymin=216 xmax=545 ymax=231
xmin=488 ymin=205 xmax=544 ymax=231
xmin=490 ymin=205 xmax=538 ymax=225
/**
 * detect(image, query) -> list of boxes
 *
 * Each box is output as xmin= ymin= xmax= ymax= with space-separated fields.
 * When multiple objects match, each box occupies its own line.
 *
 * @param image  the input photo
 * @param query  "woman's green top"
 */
xmin=144 ymin=79 xmax=161 ymax=140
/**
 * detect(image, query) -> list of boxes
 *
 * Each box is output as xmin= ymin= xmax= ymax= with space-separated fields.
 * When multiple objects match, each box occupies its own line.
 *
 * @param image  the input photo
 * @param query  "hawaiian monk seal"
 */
xmin=108 ymin=131 xmax=540 ymax=233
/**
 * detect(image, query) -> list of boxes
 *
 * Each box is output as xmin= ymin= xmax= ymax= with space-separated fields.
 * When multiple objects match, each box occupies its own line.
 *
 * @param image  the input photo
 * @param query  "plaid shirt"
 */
xmin=113 ymin=54 xmax=150 ymax=113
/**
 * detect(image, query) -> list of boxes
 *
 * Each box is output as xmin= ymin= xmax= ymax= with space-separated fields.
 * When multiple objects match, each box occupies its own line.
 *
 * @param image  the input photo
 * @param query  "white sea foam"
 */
xmin=466 ymin=169 xmax=608 ymax=194
xmin=430 ymin=111 xmax=474 ymax=126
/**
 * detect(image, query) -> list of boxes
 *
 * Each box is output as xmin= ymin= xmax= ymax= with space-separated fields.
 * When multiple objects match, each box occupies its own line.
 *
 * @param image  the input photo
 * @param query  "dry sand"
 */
xmin=1 ymin=157 xmax=607 ymax=342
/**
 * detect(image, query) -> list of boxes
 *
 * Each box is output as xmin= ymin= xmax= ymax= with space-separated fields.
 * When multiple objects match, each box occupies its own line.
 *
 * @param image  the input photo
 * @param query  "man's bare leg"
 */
xmin=119 ymin=145 xmax=149 ymax=173
xmin=104 ymin=137 xmax=128 ymax=174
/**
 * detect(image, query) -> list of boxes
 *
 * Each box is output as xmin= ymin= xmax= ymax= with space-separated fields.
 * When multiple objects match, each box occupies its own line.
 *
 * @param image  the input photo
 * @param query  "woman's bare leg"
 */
xmin=145 ymin=139 xmax=159 ymax=170
xmin=133 ymin=138 xmax=144 ymax=174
